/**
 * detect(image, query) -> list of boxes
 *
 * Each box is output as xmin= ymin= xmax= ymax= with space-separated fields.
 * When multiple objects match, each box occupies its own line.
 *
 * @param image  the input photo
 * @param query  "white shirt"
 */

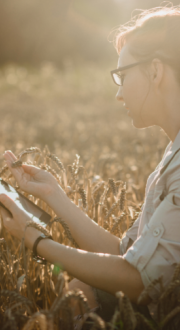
xmin=119 ymin=130 xmax=180 ymax=319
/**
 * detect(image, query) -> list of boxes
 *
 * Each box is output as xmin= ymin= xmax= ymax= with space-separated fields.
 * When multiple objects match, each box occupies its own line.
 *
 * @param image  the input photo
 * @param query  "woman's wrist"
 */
xmin=41 ymin=182 xmax=61 ymax=203
xmin=32 ymin=233 xmax=53 ymax=260
xmin=24 ymin=227 xmax=43 ymax=250
xmin=45 ymin=184 xmax=71 ymax=217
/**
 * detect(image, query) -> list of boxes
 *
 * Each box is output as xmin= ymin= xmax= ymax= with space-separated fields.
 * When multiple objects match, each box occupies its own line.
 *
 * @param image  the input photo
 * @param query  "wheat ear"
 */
xmin=137 ymin=276 xmax=163 ymax=305
xmin=172 ymin=263 xmax=180 ymax=282
xmin=22 ymin=312 xmax=47 ymax=330
xmin=52 ymin=289 xmax=90 ymax=317
xmin=49 ymin=217 xmax=79 ymax=248
xmin=86 ymin=312 xmax=106 ymax=330
xmin=161 ymin=306 xmax=180 ymax=329
xmin=135 ymin=312 xmax=155 ymax=330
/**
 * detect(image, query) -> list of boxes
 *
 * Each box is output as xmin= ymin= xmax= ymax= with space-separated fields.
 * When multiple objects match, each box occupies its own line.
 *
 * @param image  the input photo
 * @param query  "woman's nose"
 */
xmin=116 ymin=87 xmax=124 ymax=101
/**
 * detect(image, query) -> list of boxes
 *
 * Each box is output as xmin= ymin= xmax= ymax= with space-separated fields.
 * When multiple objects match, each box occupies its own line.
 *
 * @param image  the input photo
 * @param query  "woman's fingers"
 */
xmin=3 ymin=150 xmax=55 ymax=199
xmin=4 ymin=150 xmax=40 ymax=178
xmin=4 ymin=150 xmax=17 ymax=162
xmin=4 ymin=150 xmax=21 ymax=170
xmin=3 ymin=151 xmax=37 ymax=190
xmin=0 ymin=203 xmax=15 ymax=233
xmin=0 ymin=194 xmax=20 ymax=218
xmin=4 ymin=151 xmax=24 ymax=178
xmin=5 ymin=161 xmax=25 ymax=186
xmin=22 ymin=164 xmax=41 ymax=176
xmin=0 ymin=205 xmax=11 ymax=219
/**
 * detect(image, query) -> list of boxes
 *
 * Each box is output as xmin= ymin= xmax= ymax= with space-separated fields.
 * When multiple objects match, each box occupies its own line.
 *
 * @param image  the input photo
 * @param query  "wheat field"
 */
xmin=0 ymin=63 xmax=179 ymax=330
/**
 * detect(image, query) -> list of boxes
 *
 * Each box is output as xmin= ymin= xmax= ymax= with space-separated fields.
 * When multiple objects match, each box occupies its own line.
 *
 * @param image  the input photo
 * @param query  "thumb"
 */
xmin=22 ymin=164 xmax=41 ymax=177
xmin=0 ymin=194 xmax=20 ymax=218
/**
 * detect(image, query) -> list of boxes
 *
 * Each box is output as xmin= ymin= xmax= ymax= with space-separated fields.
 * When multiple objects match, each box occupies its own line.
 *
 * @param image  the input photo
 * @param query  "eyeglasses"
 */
xmin=110 ymin=59 xmax=151 ymax=86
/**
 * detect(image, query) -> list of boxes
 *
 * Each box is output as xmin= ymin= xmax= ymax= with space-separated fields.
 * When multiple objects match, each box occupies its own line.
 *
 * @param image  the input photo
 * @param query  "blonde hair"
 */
xmin=114 ymin=3 xmax=180 ymax=82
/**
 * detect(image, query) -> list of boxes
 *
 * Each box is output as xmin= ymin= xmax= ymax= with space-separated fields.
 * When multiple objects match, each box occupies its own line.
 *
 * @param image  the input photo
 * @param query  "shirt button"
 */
xmin=153 ymin=228 xmax=161 ymax=237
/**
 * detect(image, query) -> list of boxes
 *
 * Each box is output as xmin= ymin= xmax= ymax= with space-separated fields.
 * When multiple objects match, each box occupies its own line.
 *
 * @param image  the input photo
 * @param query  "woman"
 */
xmin=1 ymin=5 xmax=180 ymax=325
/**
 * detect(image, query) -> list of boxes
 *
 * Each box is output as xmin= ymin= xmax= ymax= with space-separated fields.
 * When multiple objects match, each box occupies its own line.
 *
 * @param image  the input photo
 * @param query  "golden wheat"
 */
xmin=0 ymin=147 xmax=180 ymax=329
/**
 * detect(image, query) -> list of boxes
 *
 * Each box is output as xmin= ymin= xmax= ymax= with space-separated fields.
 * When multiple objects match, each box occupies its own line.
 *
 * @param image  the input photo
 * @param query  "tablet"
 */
xmin=0 ymin=179 xmax=51 ymax=227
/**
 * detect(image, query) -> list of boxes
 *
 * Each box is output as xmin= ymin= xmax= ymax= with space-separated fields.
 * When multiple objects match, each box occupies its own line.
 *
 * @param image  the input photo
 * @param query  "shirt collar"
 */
xmin=170 ymin=129 xmax=180 ymax=152
xmin=160 ymin=129 xmax=180 ymax=170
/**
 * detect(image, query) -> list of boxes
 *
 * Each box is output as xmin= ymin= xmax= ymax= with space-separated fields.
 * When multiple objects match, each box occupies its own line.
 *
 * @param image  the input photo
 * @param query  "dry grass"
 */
xmin=0 ymin=63 xmax=178 ymax=329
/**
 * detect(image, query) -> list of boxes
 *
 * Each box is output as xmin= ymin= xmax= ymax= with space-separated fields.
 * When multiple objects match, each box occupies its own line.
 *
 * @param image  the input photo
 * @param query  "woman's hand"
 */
xmin=3 ymin=150 xmax=63 ymax=203
xmin=0 ymin=194 xmax=42 ymax=247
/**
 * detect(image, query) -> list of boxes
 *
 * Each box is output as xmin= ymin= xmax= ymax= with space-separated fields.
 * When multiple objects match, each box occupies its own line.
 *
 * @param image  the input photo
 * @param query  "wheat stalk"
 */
xmin=77 ymin=187 xmax=87 ymax=209
xmin=11 ymin=160 xmax=23 ymax=168
xmin=0 ymin=164 xmax=9 ymax=176
xmin=137 ymin=276 xmax=164 ymax=305
xmin=110 ymin=213 xmax=126 ymax=236
xmin=172 ymin=263 xmax=180 ymax=282
xmin=119 ymin=184 xmax=126 ymax=212
xmin=22 ymin=312 xmax=47 ymax=330
xmin=109 ymin=309 xmax=121 ymax=330
xmin=18 ymin=147 xmax=41 ymax=159
xmin=49 ymin=217 xmax=79 ymax=248
xmin=85 ymin=312 xmax=106 ymax=330
xmin=135 ymin=312 xmax=155 ymax=330
xmin=0 ymin=146 xmax=179 ymax=329
xmin=161 ymin=306 xmax=180 ymax=329
xmin=108 ymin=178 xmax=117 ymax=196
xmin=159 ymin=280 xmax=180 ymax=302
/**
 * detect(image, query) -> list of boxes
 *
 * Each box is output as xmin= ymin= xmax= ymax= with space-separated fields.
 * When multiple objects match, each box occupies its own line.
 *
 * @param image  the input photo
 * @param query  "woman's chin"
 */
xmin=131 ymin=118 xmax=152 ymax=129
xmin=131 ymin=119 xmax=146 ymax=129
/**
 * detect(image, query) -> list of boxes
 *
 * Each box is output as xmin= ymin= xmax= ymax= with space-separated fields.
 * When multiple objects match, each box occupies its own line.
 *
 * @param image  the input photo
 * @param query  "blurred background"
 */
xmin=0 ymin=0 xmax=179 ymax=65
xmin=0 ymin=0 xmax=177 ymax=192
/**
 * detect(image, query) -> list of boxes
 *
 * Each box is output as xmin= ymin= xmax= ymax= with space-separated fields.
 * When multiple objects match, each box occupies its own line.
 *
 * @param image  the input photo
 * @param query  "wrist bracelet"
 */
xmin=32 ymin=233 xmax=53 ymax=264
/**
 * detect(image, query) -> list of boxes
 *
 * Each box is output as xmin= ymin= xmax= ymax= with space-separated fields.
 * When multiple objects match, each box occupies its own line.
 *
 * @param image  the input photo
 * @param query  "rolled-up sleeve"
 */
xmin=120 ymin=216 xmax=140 ymax=255
xmin=123 ymin=192 xmax=180 ymax=300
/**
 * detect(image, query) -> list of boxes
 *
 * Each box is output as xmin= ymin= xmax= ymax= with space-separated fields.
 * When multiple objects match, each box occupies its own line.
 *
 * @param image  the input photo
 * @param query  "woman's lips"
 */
xmin=123 ymin=103 xmax=129 ymax=110
xmin=123 ymin=103 xmax=130 ymax=115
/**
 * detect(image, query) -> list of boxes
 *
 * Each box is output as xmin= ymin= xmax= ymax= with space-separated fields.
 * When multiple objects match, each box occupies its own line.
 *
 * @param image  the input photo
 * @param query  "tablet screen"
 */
xmin=0 ymin=179 xmax=51 ymax=227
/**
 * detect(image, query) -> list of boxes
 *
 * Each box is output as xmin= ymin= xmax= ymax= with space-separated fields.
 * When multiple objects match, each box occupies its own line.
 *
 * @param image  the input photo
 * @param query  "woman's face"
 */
xmin=116 ymin=45 xmax=158 ymax=129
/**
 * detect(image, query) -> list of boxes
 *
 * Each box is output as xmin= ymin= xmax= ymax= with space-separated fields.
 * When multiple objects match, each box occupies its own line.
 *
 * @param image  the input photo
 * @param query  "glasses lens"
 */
xmin=113 ymin=73 xmax=122 ymax=86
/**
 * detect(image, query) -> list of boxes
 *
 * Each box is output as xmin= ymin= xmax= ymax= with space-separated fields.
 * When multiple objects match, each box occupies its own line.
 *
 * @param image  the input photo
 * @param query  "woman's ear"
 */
xmin=150 ymin=58 xmax=164 ymax=86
